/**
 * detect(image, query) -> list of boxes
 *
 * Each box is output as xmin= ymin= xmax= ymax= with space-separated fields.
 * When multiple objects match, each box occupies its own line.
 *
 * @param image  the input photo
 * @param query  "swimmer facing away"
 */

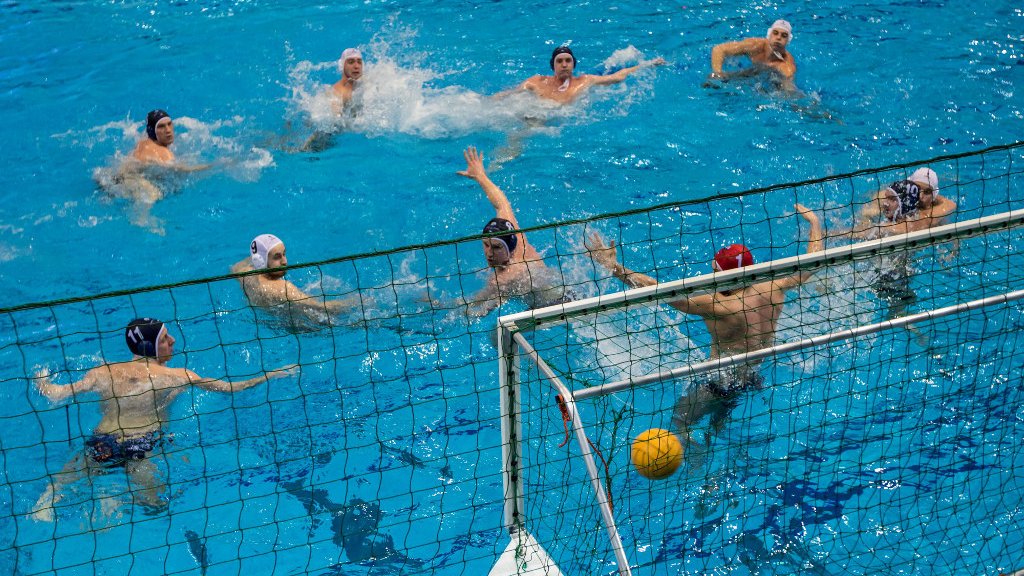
xmin=30 ymin=318 xmax=296 ymax=521
xmin=586 ymin=204 xmax=823 ymax=437
xmin=452 ymin=146 xmax=574 ymax=316
xmin=499 ymin=46 xmax=666 ymax=105
xmin=705 ymin=20 xmax=797 ymax=93
xmin=231 ymin=234 xmax=360 ymax=325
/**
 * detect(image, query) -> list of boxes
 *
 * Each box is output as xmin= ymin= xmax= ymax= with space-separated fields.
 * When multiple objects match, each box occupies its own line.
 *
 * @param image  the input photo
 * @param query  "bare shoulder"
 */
xmin=522 ymin=75 xmax=546 ymax=89
xmin=231 ymin=259 xmax=254 ymax=274
xmin=82 ymin=363 xmax=122 ymax=386
xmin=149 ymin=365 xmax=199 ymax=388
xmin=332 ymin=81 xmax=351 ymax=98
xmin=132 ymin=139 xmax=172 ymax=163
xmin=743 ymin=37 xmax=768 ymax=50
xmin=933 ymin=195 xmax=957 ymax=216
xmin=131 ymin=139 xmax=152 ymax=160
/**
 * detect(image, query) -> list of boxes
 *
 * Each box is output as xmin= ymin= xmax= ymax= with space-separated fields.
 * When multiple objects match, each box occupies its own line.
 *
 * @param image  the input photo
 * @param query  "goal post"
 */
xmin=491 ymin=208 xmax=1024 ymax=575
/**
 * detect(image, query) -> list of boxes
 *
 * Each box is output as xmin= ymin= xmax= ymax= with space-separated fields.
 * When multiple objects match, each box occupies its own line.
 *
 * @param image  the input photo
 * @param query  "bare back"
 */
xmin=679 ymin=279 xmax=789 ymax=359
xmin=82 ymin=361 xmax=194 ymax=437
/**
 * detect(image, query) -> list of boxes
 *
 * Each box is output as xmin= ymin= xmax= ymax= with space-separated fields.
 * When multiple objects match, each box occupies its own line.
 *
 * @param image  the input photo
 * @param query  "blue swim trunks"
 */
xmin=86 ymin=432 xmax=160 ymax=466
xmin=704 ymin=371 xmax=764 ymax=399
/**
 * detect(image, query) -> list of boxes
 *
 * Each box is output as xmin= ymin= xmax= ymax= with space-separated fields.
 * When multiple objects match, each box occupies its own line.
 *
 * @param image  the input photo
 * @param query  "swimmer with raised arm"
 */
xmin=705 ymin=20 xmax=797 ymax=93
xmin=455 ymin=146 xmax=573 ymax=316
xmin=501 ymin=46 xmax=666 ymax=105
xmin=586 ymin=204 xmax=823 ymax=435
xmin=231 ymin=234 xmax=359 ymax=325
xmin=31 ymin=318 xmax=295 ymax=521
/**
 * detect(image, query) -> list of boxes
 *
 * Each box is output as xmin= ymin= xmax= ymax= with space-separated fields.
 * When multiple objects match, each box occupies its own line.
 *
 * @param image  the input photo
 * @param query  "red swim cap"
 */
xmin=714 ymin=244 xmax=754 ymax=271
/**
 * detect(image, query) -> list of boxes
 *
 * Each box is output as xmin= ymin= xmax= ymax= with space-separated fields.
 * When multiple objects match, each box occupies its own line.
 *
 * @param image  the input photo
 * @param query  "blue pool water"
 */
xmin=1 ymin=0 xmax=1023 ymax=574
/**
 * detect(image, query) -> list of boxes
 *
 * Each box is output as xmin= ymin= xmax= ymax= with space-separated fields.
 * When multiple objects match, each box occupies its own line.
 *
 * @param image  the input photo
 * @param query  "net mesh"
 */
xmin=0 ymin=143 xmax=1022 ymax=575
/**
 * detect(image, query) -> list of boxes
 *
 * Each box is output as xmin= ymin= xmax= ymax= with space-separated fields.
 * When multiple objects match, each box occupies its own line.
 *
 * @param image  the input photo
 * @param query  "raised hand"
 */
xmin=456 ymin=146 xmax=487 ymax=181
xmin=585 ymin=231 xmax=620 ymax=270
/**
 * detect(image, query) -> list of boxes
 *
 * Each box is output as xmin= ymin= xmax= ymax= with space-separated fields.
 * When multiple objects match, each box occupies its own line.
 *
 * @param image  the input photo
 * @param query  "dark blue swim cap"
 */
xmin=887 ymin=180 xmax=921 ymax=221
xmin=550 ymin=46 xmax=576 ymax=70
xmin=483 ymin=218 xmax=518 ymax=255
xmin=125 ymin=318 xmax=166 ymax=358
xmin=146 ymin=109 xmax=171 ymax=141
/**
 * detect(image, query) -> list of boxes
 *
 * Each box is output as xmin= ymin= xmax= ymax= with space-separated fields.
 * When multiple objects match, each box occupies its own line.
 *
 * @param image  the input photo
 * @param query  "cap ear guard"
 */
xmin=125 ymin=318 xmax=165 ymax=358
xmin=249 ymin=234 xmax=282 ymax=269
xmin=251 ymin=240 xmax=266 ymax=269
xmin=483 ymin=218 xmax=519 ymax=255
xmin=146 ymin=109 xmax=170 ymax=141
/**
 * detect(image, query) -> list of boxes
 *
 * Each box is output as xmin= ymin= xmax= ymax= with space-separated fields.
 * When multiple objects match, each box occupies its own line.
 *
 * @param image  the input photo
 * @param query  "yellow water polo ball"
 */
xmin=631 ymin=428 xmax=683 ymax=480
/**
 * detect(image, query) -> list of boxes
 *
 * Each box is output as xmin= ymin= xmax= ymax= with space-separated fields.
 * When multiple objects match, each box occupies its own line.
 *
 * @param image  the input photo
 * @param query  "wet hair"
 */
xmin=146 ymin=109 xmax=171 ymax=141
xmin=550 ymin=46 xmax=576 ymax=70
xmin=482 ymin=217 xmax=518 ymax=255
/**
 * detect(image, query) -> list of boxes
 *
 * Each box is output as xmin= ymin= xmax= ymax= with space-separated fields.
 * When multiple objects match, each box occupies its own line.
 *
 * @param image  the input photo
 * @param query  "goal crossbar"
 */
xmin=500 ymin=208 xmax=1024 ymax=333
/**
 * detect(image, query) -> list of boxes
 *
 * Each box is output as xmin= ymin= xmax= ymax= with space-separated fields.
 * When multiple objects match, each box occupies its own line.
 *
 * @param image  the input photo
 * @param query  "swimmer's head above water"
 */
xmin=909 ymin=167 xmax=939 ymax=204
xmin=339 ymin=48 xmax=364 ymax=81
xmin=482 ymin=218 xmax=518 ymax=267
xmin=146 ymin=109 xmax=174 ymax=146
xmin=766 ymin=19 xmax=792 ymax=58
xmin=125 ymin=317 xmax=169 ymax=360
xmin=250 ymin=233 xmax=287 ymax=277
xmin=550 ymin=46 xmax=577 ymax=82
xmin=712 ymin=244 xmax=754 ymax=272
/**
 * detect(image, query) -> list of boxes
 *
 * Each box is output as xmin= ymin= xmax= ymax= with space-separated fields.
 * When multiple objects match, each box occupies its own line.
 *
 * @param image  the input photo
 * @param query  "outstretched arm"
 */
xmin=33 ymin=367 xmax=98 ymax=403
xmin=586 ymin=232 xmax=714 ymax=316
xmin=585 ymin=232 xmax=659 ymax=288
xmin=191 ymin=364 xmax=297 ymax=393
xmin=458 ymin=146 xmax=517 ymax=224
xmin=775 ymin=203 xmax=825 ymax=290
xmin=588 ymin=57 xmax=666 ymax=86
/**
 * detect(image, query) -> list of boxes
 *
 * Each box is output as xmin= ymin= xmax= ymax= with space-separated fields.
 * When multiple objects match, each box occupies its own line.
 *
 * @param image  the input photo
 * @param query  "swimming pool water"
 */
xmin=1 ymin=0 xmax=1023 ymax=574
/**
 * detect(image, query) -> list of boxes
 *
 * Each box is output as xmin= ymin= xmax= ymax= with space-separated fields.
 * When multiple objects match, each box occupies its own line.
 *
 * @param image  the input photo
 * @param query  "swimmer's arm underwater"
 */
xmin=584 ymin=232 xmax=659 ymax=289
xmin=169 ymin=162 xmax=214 ymax=174
xmin=465 ymin=287 xmax=501 ymax=318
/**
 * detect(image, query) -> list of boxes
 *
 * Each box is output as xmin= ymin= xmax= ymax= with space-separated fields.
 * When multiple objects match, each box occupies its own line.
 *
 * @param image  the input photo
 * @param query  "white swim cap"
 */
xmin=767 ymin=19 xmax=792 ymax=39
xmin=909 ymin=167 xmax=939 ymax=193
xmin=250 ymin=234 xmax=283 ymax=269
xmin=340 ymin=48 xmax=362 ymax=64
